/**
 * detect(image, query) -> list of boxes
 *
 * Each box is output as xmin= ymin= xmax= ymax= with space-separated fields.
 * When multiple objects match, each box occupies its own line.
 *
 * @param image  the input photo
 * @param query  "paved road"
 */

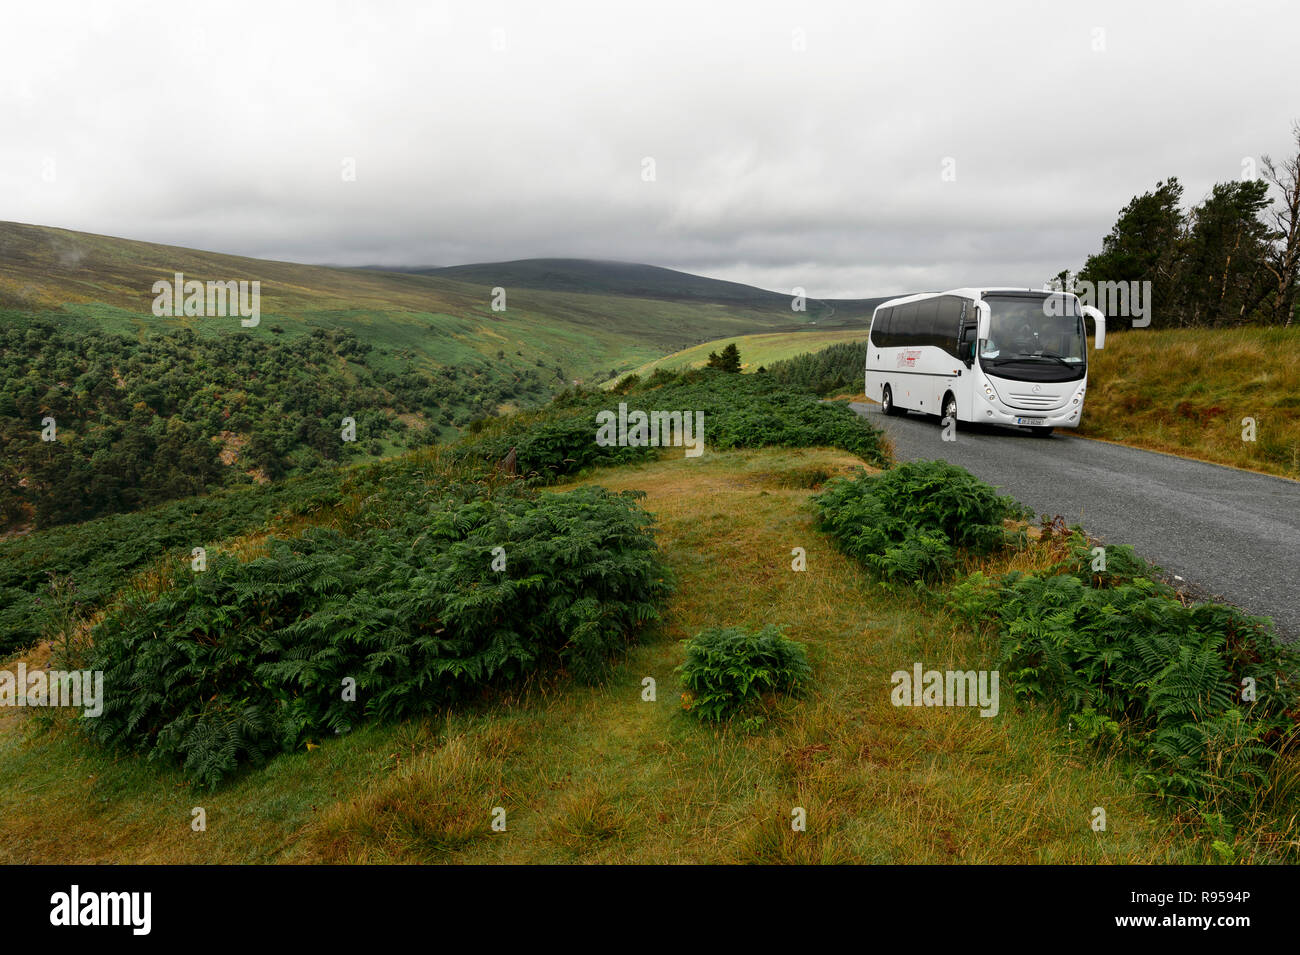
xmin=851 ymin=402 xmax=1300 ymax=641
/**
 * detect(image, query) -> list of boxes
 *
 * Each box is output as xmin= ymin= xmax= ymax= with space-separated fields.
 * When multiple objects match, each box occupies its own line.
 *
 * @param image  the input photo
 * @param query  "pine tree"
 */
xmin=706 ymin=343 xmax=742 ymax=372
xmin=1078 ymin=178 xmax=1186 ymax=327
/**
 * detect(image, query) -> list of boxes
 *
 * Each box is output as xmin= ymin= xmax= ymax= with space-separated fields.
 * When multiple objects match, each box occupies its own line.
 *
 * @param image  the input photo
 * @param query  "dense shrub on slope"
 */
xmin=87 ymin=484 xmax=673 ymax=786
xmin=453 ymin=368 xmax=889 ymax=479
xmin=0 ymin=472 xmax=345 ymax=656
xmin=949 ymin=536 xmax=1299 ymax=809
xmin=812 ymin=460 xmax=1028 ymax=583
xmin=764 ymin=341 xmax=867 ymax=396
xmin=0 ymin=318 xmax=548 ymax=529
xmin=3 ymin=365 xmax=887 ymax=658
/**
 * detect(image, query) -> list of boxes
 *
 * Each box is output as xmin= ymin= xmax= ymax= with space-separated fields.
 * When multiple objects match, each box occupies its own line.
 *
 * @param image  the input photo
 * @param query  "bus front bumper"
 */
xmin=979 ymin=404 xmax=1082 ymax=429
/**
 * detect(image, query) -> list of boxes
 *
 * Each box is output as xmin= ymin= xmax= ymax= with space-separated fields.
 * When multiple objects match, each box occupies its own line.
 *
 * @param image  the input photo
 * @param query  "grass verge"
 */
xmin=1046 ymin=326 xmax=1299 ymax=480
xmin=0 ymin=447 xmax=1223 ymax=863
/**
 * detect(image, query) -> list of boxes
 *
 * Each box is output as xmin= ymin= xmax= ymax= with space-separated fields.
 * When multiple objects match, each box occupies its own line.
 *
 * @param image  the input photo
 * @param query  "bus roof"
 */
xmin=873 ymin=287 xmax=1078 ymax=311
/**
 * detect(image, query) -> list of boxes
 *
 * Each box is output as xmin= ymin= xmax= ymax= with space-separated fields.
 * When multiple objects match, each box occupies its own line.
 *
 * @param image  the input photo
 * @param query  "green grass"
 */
xmin=0 ymin=221 xmax=838 ymax=387
xmin=1078 ymin=326 xmax=1300 ymax=480
xmin=610 ymin=329 xmax=870 ymax=386
xmin=0 ymin=447 xmax=1232 ymax=863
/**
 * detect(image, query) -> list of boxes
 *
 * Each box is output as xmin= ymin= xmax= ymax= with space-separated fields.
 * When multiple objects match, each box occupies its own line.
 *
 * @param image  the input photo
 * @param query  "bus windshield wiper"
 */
xmin=989 ymin=354 xmax=1076 ymax=367
xmin=1031 ymin=354 xmax=1078 ymax=368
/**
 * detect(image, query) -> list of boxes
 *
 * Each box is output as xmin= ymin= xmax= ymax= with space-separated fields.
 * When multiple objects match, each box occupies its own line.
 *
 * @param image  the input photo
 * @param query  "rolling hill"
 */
xmin=0 ymin=222 xmax=882 ymax=385
xmin=399 ymin=257 xmax=892 ymax=322
xmin=609 ymin=328 xmax=872 ymax=384
xmin=0 ymin=220 xmax=899 ymax=531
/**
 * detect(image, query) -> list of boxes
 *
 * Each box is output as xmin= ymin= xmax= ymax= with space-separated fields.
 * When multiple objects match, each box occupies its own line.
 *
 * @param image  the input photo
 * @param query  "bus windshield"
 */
xmin=979 ymin=294 xmax=1085 ymax=365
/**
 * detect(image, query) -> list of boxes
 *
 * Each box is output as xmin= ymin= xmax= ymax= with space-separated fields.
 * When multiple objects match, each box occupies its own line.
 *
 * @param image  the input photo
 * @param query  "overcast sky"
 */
xmin=3 ymin=0 xmax=1297 ymax=298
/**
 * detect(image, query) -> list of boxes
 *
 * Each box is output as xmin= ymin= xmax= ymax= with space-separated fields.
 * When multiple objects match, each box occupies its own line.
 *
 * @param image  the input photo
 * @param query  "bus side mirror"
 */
xmin=958 ymin=326 xmax=976 ymax=366
xmin=975 ymin=301 xmax=991 ymax=343
xmin=1082 ymin=305 xmax=1105 ymax=350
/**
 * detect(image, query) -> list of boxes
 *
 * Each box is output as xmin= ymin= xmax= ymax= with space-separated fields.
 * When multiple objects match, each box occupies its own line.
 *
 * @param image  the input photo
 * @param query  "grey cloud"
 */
xmin=2 ymin=0 xmax=1296 ymax=299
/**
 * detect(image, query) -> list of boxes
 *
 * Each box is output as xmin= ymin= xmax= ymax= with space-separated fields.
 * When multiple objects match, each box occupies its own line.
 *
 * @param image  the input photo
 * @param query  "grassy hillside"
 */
xmin=0 ymin=222 xmax=885 ymax=529
xmin=401 ymin=257 xmax=891 ymax=324
xmin=1077 ymin=327 xmax=1300 ymax=480
xmin=0 ymin=221 xmax=833 ymax=385
xmin=610 ymin=329 xmax=870 ymax=385
xmin=406 ymin=258 xmax=800 ymax=309
xmin=3 ymin=371 xmax=1294 ymax=863
xmin=0 ymin=445 xmax=1221 ymax=864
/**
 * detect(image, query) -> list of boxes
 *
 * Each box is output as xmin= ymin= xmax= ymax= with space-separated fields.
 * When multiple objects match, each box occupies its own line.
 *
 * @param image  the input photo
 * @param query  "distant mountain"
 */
xmin=386 ymin=258 xmax=894 ymax=325
xmin=397 ymin=258 xmax=797 ymax=308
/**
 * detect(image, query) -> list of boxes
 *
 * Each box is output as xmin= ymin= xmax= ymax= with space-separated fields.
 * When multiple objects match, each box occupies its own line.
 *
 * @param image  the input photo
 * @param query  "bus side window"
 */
xmin=938 ymin=297 xmax=962 ymax=355
xmin=917 ymin=298 xmax=940 ymax=349
xmin=872 ymin=308 xmax=893 ymax=348
xmin=897 ymin=302 xmax=918 ymax=347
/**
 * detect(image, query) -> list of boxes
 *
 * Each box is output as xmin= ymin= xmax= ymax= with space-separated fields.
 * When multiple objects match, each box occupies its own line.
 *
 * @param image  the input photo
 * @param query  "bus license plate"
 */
xmin=1016 ymin=417 xmax=1045 ymax=426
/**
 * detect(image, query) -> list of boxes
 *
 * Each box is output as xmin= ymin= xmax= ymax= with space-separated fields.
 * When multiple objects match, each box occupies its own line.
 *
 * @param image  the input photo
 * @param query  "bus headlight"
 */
xmin=983 ymin=383 xmax=997 ymax=401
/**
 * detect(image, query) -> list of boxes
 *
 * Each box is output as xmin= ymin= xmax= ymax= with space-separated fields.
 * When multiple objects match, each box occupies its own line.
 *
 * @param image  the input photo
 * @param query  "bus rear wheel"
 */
xmin=940 ymin=394 xmax=958 ymax=426
xmin=882 ymin=385 xmax=901 ymax=416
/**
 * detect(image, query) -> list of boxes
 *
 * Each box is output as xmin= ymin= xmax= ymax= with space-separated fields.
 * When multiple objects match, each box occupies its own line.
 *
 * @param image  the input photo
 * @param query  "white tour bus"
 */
xmin=864 ymin=287 xmax=1105 ymax=436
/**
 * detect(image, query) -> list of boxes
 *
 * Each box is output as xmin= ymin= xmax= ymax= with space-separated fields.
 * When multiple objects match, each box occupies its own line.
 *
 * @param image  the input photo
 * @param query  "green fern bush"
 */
xmin=677 ymin=625 xmax=812 ymax=722
xmin=86 ymin=485 xmax=674 ymax=787
xmin=452 ymin=369 xmax=889 ymax=481
xmin=2 ymin=371 xmax=884 ymax=658
xmin=812 ymin=460 xmax=1028 ymax=583
xmin=1061 ymin=531 xmax=1159 ymax=587
xmin=942 ymin=527 xmax=1300 ymax=814
xmin=988 ymin=570 xmax=1297 ymax=807
xmin=0 ymin=471 xmax=346 ymax=655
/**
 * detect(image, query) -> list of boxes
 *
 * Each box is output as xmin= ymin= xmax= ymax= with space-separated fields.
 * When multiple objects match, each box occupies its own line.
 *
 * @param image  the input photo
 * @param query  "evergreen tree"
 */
xmin=1180 ymin=179 xmax=1273 ymax=326
xmin=706 ymin=342 xmax=742 ymax=372
xmin=1079 ymin=179 xmax=1186 ymax=328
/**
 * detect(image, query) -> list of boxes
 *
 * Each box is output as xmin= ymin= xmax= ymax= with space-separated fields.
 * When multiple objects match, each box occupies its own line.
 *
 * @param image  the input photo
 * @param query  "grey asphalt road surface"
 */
xmin=851 ymin=402 xmax=1300 ymax=641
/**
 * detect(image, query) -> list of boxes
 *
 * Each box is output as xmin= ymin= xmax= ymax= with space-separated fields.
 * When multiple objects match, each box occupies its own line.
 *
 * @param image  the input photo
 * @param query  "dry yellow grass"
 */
xmin=1080 ymin=326 xmax=1300 ymax=479
xmin=287 ymin=448 xmax=1209 ymax=863
xmin=0 ymin=448 xmax=1224 ymax=863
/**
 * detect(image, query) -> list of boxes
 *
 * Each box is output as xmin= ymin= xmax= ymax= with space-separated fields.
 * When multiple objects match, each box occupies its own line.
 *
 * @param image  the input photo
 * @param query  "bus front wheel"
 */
xmin=882 ymin=385 xmax=901 ymax=416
